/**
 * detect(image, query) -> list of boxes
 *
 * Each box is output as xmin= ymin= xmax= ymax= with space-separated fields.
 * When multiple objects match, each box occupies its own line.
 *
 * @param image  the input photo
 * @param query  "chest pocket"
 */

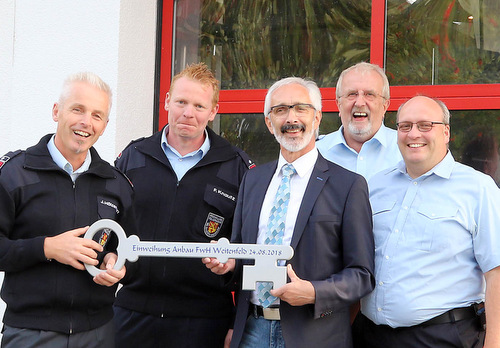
xmin=97 ymin=196 xmax=120 ymax=220
xmin=370 ymin=199 xmax=397 ymax=248
xmin=198 ymin=184 xmax=238 ymax=239
xmin=415 ymin=205 xmax=459 ymax=251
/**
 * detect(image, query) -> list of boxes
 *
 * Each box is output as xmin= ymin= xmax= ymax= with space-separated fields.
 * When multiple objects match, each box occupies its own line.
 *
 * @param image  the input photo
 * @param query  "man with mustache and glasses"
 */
xmin=0 ymin=72 xmax=135 ymax=348
xmin=354 ymin=96 xmax=500 ymax=348
xmin=317 ymin=62 xmax=402 ymax=182
xmin=203 ymin=77 xmax=375 ymax=348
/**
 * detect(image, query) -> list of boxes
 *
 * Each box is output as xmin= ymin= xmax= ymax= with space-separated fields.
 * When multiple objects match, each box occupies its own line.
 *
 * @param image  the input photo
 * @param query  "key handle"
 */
xmin=84 ymin=219 xmax=129 ymax=277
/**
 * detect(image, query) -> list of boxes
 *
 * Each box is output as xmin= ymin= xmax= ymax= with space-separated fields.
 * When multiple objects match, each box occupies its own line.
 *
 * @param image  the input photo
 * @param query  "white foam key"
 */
xmin=84 ymin=219 xmax=294 ymax=290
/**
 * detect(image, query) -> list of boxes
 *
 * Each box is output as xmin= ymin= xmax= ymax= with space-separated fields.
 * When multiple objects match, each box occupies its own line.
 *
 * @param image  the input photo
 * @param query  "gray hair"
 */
xmin=59 ymin=72 xmax=112 ymax=115
xmin=336 ymin=62 xmax=390 ymax=100
xmin=263 ymin=77 xmax=322 ymax=117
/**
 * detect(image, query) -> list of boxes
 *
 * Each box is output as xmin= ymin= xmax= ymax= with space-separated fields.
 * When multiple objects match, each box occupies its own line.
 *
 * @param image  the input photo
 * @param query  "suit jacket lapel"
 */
xmin=245 ymin=161 xmax=277 ymax=244
xmin=290 ymin=155 xmax=329 ymax=249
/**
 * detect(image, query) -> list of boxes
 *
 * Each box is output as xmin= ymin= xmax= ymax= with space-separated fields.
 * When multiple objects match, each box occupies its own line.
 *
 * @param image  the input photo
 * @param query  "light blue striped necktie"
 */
xmin=257 ymin=163 xmax=296 ymax=308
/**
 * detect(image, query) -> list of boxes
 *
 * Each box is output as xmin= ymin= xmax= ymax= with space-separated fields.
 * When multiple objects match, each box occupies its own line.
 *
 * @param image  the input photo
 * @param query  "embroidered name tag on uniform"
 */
xmin=100 ymin=199 xmax=120 ymax=214
xmin=212 ymin=187 xmax=236 ymax=201
xmin=204 ymin=212 xmax=224 ymax=238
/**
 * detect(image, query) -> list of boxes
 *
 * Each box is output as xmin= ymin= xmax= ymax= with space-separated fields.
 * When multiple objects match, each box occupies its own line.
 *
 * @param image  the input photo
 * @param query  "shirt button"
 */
xmin=359 ymin=156 xmax=364 ymax=161
xmin=385 ymin=255 xmax=390 ymax=260
xmin=377 ymin=307 xmax=382 ymax=312
xmin=403 ymin=206 xmax=408 ymax=210
xmin=394 ymin=229 xmax=399 ymax=233
xmin=413 ymin=181 xmax=418 ymax=185
xmin=379 ymin=281 xmax=384 ymax=286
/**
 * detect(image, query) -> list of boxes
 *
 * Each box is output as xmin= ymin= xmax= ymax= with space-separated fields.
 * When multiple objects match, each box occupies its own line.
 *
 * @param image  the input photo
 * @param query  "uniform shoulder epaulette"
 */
xmin=115 ymin=137 xmax=146 ymax=162
xmin=0 ymin=150 xmax=22 ymax=172
xmin=113 ymin=167 xmax=134 ymax=188
xmin=235 ymin=148 xmax=256 ymax=169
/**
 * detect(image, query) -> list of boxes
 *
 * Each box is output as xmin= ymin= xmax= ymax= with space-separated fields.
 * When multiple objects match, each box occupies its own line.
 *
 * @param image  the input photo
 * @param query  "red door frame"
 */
xmin=157 ymin=0 xmax=500 ymax=129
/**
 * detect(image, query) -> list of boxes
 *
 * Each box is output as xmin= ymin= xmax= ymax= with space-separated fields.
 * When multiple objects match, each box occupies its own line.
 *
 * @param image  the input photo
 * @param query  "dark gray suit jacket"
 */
xmin=230 ymin=153 xmax=375 ymax=348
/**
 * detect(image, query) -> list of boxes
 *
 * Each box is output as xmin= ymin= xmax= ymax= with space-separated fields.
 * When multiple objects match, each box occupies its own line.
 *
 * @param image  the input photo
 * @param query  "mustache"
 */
xmin=281 ymin=124 xmax=305 ymax=133
xmin=353 ymin=107 xmax=369 ymax=114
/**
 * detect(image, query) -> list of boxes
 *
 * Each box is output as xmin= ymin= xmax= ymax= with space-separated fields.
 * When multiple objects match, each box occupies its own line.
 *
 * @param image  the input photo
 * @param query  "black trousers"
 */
xmin=113 ymin=305 xmax=231 ymax=348
xmin=352 ymin=313 xmax=485 ymax=348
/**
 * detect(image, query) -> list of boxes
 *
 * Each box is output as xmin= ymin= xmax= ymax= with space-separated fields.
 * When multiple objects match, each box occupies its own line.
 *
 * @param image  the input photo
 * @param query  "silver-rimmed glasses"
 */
xmin=268 ymin=103 xmax=316 ymax=117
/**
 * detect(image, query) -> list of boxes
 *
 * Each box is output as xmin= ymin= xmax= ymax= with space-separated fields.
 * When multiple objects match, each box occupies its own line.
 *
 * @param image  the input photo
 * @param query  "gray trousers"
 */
xmin=1 ymin=320 xmax=114 ymax=348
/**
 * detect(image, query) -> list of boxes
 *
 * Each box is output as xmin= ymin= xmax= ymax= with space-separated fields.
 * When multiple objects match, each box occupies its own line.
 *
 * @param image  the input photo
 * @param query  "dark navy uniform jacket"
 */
xmin=114 ymin=126 xmax=253 ymax=318
xmin=0 ymin=134 xmax=136 ymax=334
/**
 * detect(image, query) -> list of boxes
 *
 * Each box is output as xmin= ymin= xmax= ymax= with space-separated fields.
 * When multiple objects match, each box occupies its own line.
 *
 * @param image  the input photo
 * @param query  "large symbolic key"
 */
xmin=84 ymin=219 xmax=294 ymax=290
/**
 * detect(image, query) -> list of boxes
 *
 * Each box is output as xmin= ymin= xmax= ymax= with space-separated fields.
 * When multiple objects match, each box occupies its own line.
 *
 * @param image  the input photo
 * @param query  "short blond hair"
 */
xmin=170 ymin=63 xmax=220 ymax=107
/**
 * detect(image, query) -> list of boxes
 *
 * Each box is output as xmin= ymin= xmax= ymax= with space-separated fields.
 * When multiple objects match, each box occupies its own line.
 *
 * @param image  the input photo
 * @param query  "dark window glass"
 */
xmin=218 ymin=110 xmax=499 ymax=186
xmin=386 ymin=109 xmax=500 ymax=185
xmin=215 ymin=112 xmax=341 ymax=165
xmin=173 ymin=0 xmax=371 ymax=89
xmin=386 ymin=0 xmax=500 ymax=85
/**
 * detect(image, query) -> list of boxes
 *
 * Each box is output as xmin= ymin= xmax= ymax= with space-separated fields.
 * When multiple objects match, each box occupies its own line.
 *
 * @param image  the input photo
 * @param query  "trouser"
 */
xmin=1 ymin=320 xmax=114 ymax=348
xmin=239 ymin=305 xmax=285 ymax=348
xmin=352 ymin=312 xmax=485 ymax=348
xmin=113 ymin=305 xmax=231 ymax=348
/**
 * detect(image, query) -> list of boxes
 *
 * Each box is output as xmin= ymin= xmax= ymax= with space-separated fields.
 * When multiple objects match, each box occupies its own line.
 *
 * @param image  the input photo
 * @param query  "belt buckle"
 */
xmin=263 ymin=307 xmax=280 ymax=320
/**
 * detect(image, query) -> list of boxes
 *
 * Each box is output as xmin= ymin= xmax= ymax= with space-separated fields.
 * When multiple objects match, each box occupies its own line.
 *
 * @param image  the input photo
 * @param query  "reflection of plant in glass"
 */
xmin=448 ymin=110 xmax=500 ymax=157
xmin=197 ymin=0 xmax=372 ymax=89
xmin=220 ymin=114 xmax=279 ymax=165
xmin=386 ymin=0 xmax=500 ymax=85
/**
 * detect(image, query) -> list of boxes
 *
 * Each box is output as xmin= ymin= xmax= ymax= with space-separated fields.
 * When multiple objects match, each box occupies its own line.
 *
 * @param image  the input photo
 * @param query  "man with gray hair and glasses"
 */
xmin=204 ymin=77 xmax=374 ymax=348
xmin=317 ymin=62 xmax=402 ymax=181
xmin=354 ymin=95 xmax=500 ymax=348
xmin=0 ymin=72 xmax=135 ymax=348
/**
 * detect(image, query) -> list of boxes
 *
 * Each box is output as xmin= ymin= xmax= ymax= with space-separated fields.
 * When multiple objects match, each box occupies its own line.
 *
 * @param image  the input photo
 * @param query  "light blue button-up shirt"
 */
xmin=161 ymin=125 xmax=210 ymax=181
xmin=316 ymin=124 xmax=401 ymax=182
xmin=362 ymin=151 xmax=500 ymax=328
xmin=47 ymin=135 xmax=91 ymax=182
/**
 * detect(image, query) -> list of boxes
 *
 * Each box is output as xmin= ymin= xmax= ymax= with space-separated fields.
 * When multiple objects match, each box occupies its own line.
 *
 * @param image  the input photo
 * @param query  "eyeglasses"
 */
xmin=396 ymin=121 xmax=447 ymax=132
xmin=268 ymin=103 xmax=315 ymax=117
xmin=340 ymin=90 xmax=385 ymax=102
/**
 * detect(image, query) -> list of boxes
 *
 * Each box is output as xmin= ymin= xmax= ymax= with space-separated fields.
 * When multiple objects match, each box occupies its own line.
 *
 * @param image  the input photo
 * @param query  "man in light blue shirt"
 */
xmin=317 ymin=62 xmax=402 ymax=181
xmin=355 ymin=96 xmax=500 ymax=348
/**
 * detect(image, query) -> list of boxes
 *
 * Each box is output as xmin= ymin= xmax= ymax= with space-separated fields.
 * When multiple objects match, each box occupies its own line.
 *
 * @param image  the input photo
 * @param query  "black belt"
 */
xmin=421 ymin=303 xmax=484 ymax=326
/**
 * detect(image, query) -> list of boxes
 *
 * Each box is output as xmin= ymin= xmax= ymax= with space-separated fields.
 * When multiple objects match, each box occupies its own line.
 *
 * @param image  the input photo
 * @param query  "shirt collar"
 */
xmin=161 ymin=125 xmax=211 ymax=158
xmin=277 ymin=147 xmax=318 ymax=178
xmin=398 ymin=151 xmax=454 ymax=180
xmin=47 ymin=135 xmax=91 ymax=174
xmin=370 ymin=124 xmax=393 ymax=148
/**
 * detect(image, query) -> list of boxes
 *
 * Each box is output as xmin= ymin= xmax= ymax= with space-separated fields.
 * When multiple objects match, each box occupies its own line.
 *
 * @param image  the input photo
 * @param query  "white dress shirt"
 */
xmin=251 ymin=147 xmax=318 ymax=305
